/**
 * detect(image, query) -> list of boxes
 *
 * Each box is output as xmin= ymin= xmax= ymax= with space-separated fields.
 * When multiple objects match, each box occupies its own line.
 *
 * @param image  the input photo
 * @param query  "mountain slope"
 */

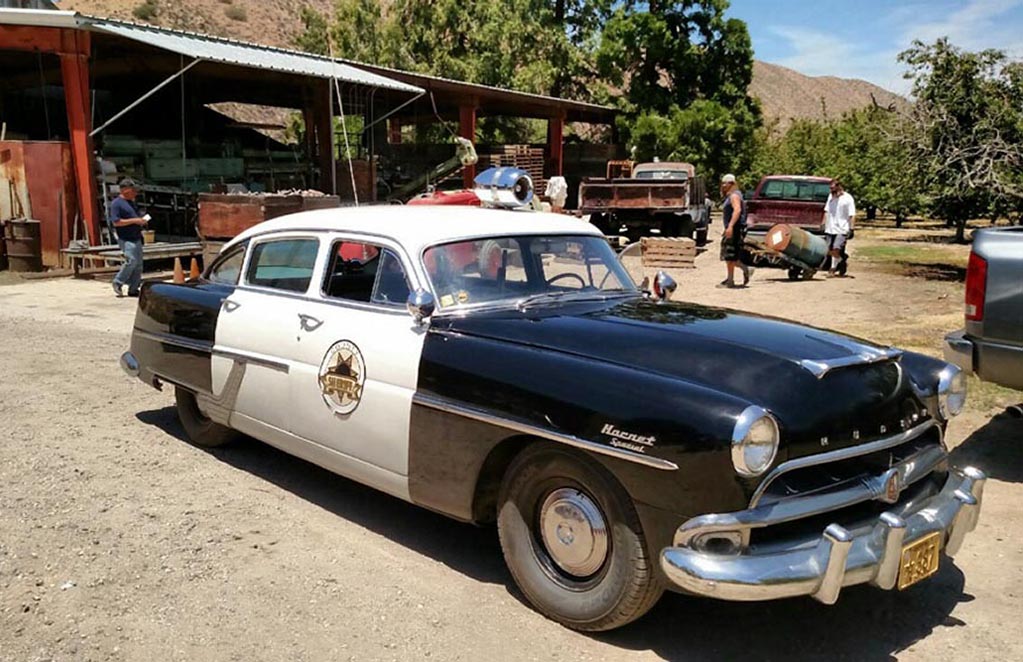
xmin=62 ymin=1 xmax=905 ymax=129
xmin=750 ymin=61 xmax=905 ymax=131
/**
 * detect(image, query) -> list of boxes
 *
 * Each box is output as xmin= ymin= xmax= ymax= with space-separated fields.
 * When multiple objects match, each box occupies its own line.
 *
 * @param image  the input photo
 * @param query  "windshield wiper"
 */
xmin=515 ymin=289 xmax=636 ymax=311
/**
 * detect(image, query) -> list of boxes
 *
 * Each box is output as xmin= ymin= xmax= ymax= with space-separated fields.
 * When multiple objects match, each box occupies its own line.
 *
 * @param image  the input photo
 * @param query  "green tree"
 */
xmin=897 ymin=39 xmax=1023 ymax=241
xmin=597 ymin=1 xmax=761 ymax=179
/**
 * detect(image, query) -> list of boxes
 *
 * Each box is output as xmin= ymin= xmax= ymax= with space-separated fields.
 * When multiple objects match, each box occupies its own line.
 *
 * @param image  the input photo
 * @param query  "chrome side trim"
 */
xmin=412 ymin=393 xmax=679 ymax=471
xmin=750 ymin=419 xmax=939 ymax=507
xmin=134 ymin=329 xmax=213 ymax=354
xmin=799 ymin=347 xmax=902 ymax=379
xmin=212 ymin=346 xmax=290 ymax=373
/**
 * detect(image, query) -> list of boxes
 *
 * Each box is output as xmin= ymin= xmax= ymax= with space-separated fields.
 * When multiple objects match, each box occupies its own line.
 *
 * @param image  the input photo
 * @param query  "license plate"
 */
xmin=897 ymin=532 xmax=942 ymax=590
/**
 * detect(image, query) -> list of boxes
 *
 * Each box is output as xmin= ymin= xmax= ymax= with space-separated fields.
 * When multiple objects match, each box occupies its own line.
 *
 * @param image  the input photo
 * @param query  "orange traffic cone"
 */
xmin=173 ymin=258 xmax=185 ymax=284
xmin=189 ymin=257 xmax=200 ymax=280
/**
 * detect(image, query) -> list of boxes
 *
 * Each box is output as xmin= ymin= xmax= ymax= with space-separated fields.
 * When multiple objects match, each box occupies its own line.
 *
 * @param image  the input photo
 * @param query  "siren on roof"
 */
xmin=473 ymin=167 xmax=534 ymax=209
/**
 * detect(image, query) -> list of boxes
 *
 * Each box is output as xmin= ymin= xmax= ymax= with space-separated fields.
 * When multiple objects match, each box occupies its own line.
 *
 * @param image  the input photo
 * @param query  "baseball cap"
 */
xmin=119 ymin=178 xmax=137 ymax=189
xmin=721 ymin=174 xmax=736 ymax=184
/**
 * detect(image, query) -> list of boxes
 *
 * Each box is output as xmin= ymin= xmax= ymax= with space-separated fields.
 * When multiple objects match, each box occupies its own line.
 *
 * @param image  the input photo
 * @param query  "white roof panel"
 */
xmin=230 ymin=205 xmax=603 ymax=257
xmin=86 ymin=20 xmax=423 ymax=94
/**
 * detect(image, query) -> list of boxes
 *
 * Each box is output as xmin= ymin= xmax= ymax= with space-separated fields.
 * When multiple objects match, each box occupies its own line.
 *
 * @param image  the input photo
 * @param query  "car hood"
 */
xmin=435 ymin=297 xmax=926 ymax=457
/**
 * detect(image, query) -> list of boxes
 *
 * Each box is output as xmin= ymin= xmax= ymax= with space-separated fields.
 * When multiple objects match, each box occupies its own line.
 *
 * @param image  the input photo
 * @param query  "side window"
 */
xmin=323 ymin=240 xmax=410 ymax=306
xmin=246 ymin=238 xmax=319 ymax=293
xmin=207 ymin=243 xmax=246 ymax=285
xmin=761 ymin=180 xmax=784 ymax=198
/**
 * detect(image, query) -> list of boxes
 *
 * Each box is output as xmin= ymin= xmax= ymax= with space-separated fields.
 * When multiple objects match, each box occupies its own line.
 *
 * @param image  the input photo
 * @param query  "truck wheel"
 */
xmin=497 ymin=444 xmax=663 ymax=631
xmin=589 ymin=213 xmax=612 ymax=235
xmin=175 ymin=387 xmax=239 ymax=448
xmin=787 ymin=267 xmax=802 ymax=281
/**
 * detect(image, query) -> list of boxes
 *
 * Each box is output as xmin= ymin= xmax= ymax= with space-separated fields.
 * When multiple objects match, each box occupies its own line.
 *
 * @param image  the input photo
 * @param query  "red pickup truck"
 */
xmin=746 ymin=175 xmax=832 ymax=234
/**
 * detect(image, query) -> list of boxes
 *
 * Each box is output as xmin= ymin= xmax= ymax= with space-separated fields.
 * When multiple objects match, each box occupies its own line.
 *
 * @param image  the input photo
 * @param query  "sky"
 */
xmin=727 ymin=0 xmax=1023 ymax=94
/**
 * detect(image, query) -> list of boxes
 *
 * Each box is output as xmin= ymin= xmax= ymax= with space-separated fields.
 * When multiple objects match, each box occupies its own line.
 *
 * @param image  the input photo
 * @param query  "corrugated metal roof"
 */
xmin=85 ymin=19 xmax=423 ymax=94
xmin=0 ymin=9 xmax=422 ymax=94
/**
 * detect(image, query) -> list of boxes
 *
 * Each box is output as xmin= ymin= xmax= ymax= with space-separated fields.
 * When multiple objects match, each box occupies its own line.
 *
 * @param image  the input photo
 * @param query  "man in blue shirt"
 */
xmin=108 ymin=179 xmax=147 ymax=297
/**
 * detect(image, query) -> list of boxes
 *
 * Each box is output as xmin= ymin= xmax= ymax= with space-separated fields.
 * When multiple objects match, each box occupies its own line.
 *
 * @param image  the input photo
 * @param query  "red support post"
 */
xmin=546 ymin=114 xmax=565 ymax=178
xmin=459 ymin=104 xmax=477 ymax=188
xmin=58 ymin=31 xmax=99 ymax=245
xmin=313 ymin=82 xmax=334 ymax=193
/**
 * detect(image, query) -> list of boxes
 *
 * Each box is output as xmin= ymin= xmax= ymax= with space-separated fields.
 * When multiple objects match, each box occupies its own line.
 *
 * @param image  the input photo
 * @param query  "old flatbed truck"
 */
xmin=579 ymin=161 xmax=709 ymax=244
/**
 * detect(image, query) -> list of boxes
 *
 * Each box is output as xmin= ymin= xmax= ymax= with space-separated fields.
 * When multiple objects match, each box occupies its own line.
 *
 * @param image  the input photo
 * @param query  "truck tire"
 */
xmin=497 ymin=443 xmax=663 ymax=631
xmin=175 ymin=387 xmax=240 ymax=448
xmin=588 ymin=212 xmax=613 ymax=235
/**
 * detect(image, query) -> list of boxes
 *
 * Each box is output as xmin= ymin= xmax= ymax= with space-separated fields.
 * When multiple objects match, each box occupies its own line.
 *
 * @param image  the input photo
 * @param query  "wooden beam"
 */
xmin=60 ymin=43 xmax=99 ymax=245
xmin=459 ymin=103 xmax=477 ymax=188
xmin=546 ymin=113 xmax=565 ymax=178
xmin=313 ymin=81 xmax=334 ymax=193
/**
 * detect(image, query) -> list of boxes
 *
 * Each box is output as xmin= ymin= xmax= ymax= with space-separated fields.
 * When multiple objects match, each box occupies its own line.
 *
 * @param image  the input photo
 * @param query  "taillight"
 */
xmin=964 ymin=252 xmax=987 ymax=321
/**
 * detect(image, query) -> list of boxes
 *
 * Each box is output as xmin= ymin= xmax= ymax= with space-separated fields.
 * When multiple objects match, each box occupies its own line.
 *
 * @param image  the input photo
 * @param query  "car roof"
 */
xmin=760 ymin=175 xmax=832 ymax=182
xmin=229 ymin=204 xmax=603 ymax=255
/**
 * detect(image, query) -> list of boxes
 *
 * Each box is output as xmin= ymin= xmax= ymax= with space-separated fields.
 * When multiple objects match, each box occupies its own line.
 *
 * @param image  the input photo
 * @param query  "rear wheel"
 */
xmin=496 ymin=444 xmax=663 ymax=631
xmin=175 ymin=387 xmax=239 ymax=448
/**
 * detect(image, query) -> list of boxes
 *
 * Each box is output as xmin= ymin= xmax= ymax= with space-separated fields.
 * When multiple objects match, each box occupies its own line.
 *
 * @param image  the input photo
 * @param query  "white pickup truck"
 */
xmin=945 ymin=227 xmax=1023 ymax=392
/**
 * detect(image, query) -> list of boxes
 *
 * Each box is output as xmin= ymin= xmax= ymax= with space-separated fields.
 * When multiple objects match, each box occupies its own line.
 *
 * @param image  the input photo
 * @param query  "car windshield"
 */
xmin=422 ymin=235 xmax=638 ymax=310
xmin=634 ymin=170 xmax=688 ymax=180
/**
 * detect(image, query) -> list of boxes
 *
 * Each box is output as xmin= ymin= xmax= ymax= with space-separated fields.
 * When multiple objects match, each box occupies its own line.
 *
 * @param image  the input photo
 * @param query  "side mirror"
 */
xmin=653 ymin=271 xmax=677 ymax=302
xmin=407 ymin=289 xmax=436 ymax=325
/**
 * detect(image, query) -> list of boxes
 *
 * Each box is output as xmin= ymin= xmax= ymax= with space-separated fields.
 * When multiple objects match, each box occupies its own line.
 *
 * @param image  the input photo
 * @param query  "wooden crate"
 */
xmin=640 ymin=237 xmax=697 ymax=269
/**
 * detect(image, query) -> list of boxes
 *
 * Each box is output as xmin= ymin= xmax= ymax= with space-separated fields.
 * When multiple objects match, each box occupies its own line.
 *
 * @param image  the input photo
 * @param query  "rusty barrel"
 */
xmin=3 ymin=219 xmax=43 ymax=272
xmin=764 ymin=223 xmax=829 ymax=269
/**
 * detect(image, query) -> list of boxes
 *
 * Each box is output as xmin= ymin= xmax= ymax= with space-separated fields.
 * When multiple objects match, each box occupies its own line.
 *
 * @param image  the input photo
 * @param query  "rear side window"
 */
xmin=207 ymin=243 xmax=246 ymax=285
xmin=246 ymin=238 xmax=319 ymax=293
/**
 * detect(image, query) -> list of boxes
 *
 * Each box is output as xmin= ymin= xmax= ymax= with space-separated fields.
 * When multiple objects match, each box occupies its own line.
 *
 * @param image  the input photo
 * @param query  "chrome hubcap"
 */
xmin=539 ymin=488 xmax=608 ymax=578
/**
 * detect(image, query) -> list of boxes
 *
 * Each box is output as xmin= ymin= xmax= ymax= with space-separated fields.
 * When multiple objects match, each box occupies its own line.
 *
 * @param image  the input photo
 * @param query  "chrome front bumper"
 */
xmin=660 ymin=467 xmax=986 ymax=603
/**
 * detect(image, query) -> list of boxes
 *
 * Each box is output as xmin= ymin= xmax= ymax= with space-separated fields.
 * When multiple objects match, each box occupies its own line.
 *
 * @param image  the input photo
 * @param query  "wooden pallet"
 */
xmin=640 ymin=237 xmax=697 ymax=269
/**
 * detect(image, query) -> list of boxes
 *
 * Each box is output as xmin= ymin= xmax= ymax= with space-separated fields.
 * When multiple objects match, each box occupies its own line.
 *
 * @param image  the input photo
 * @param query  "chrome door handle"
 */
xmin=298 ymin=313 xmax=324 ymax=332
xmin=223 ymin=299 xmax=241 ymax=312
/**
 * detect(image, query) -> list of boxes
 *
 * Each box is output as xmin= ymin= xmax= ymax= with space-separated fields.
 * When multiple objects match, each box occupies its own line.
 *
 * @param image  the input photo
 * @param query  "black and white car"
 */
xmin=122 ymin=206 xmax=986 ymax=631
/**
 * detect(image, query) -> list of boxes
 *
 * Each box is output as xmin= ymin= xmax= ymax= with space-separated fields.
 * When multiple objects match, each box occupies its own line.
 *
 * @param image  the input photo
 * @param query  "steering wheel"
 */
xmin=546 ymin=272 xmax=587 ymax=288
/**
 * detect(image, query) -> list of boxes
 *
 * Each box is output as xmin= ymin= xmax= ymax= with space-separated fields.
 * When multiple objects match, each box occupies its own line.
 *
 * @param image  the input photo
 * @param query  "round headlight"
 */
xmin=938 ymin=365 xmax=967 ymax=419
xmin=731 ymin=406 xmax=780 ymax=477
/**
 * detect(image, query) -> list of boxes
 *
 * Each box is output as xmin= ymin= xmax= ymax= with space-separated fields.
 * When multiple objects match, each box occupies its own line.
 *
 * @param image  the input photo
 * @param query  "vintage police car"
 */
xmin=121 ymin=205 xmax=985 ymax=631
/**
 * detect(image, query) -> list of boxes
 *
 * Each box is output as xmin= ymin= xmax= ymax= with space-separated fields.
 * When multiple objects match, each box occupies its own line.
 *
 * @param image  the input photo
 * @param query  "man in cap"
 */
xmin=108 ymin=178 xmax=147 ymax=297
xmin=718 ymin=174 xmax=752 ymax=288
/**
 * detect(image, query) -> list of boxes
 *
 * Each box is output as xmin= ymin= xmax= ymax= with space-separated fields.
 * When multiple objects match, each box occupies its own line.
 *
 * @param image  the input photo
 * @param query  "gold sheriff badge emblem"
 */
xmin=318 ymin=340 xmax=366 ymax=415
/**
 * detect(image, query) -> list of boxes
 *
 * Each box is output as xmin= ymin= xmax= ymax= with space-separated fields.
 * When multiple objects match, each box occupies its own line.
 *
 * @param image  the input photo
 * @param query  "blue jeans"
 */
xmin=114 ymin=239 xmax=144 ymax=294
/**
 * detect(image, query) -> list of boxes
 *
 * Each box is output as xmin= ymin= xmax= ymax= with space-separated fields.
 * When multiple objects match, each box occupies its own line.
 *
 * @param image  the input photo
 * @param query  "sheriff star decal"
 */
xmin=318 ymin=340 xmax=366 ymax=416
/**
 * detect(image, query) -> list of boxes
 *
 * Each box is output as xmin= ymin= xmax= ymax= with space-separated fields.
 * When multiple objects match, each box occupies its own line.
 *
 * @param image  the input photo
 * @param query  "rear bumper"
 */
xmin=945 ymin=329 xmax=1023 ymax=391
xmin=660 ymin=467 xmax=985 ymax=603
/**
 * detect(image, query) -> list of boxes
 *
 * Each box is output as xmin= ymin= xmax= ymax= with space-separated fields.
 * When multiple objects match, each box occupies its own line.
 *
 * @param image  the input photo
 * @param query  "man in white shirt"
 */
xmin=821 ymin=179 xmax=855 ymax=277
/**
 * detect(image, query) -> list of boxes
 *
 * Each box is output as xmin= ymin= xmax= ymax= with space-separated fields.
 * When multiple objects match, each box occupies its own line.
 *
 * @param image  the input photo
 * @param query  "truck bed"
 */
xmin=578 ymin=178 xmax=689 ymax=214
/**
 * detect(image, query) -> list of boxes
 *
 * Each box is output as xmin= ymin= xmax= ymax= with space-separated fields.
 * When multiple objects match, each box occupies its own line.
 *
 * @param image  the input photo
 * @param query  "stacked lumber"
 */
xmin=640 ymin=237 xmax=697 ymax=269
xmin=477 ymin=145 xmax=546 ymax=191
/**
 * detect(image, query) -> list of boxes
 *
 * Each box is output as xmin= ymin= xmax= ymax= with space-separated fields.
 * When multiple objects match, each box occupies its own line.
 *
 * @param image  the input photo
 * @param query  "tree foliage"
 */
xmin=596 ymin=1 xmax=761 ymax=178
xmin=896 ymin=39 xmax=1023 ymax=240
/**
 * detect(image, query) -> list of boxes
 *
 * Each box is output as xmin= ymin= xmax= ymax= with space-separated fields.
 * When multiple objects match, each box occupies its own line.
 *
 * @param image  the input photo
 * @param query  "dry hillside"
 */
xmin=750 ymin=61 xmax=906 ymax=131
xmin=62 ymin=1 xmax=905 ymax=129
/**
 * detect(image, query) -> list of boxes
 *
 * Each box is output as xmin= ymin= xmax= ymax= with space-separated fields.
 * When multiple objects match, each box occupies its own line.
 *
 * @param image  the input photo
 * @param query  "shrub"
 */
xmin=133 ymin=0 xmax=158 ymax=21
xmin=225 ymin=5 xmax=247 ymax=21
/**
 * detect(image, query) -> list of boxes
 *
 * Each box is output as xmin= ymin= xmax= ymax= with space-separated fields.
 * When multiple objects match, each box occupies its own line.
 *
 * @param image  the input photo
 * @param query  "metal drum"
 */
xmin=3 ymin=219 xmax=43 ymax=272
xmin=764 ymin=223 xmax=829 ymax=269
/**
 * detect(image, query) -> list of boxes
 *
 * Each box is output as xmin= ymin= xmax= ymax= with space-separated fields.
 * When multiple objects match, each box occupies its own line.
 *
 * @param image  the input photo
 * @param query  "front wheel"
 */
xmin=175 ymin=387 xmax=239 ymax=448
xmin=497 ymin=444 xmax=663 ymax=631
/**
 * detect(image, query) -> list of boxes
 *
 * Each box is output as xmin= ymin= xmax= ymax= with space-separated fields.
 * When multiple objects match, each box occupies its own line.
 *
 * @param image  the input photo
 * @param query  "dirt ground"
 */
xmin=2 ymin=222 xmax=1022 ymax=661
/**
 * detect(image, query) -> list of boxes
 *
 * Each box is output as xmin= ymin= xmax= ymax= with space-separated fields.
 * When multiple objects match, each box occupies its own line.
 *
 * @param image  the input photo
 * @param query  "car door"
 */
xmin=283 ymin=235 xmax=426 ymax=495
xmin=211 ymin=233 xmax=321 ymax=434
